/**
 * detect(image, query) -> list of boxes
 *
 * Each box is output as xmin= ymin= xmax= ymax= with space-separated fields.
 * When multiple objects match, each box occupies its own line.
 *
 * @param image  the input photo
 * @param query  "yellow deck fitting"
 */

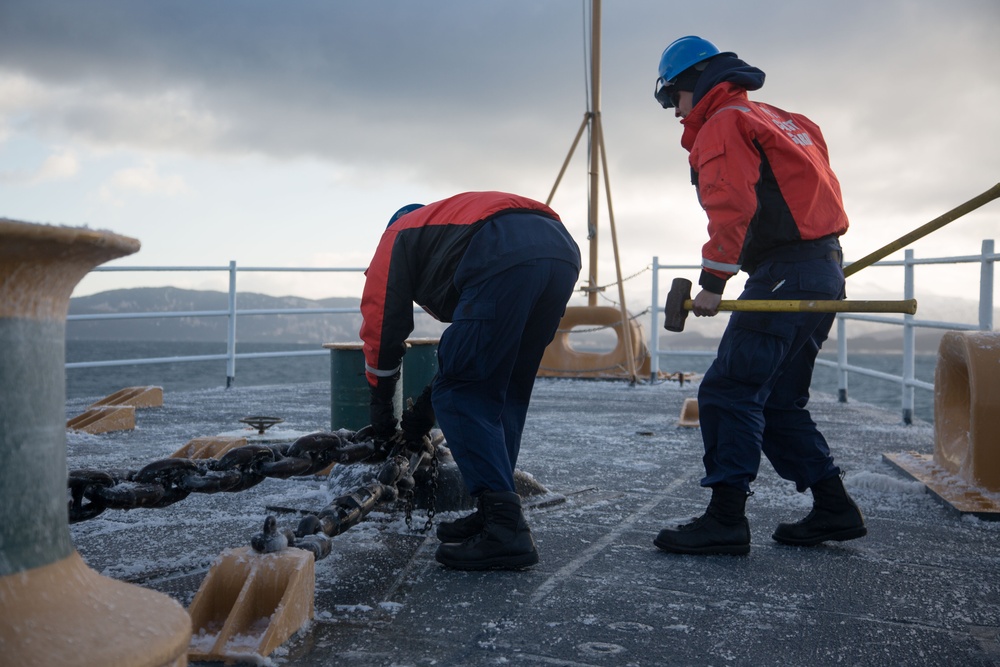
xmin=933 ymin=331 xmax=1000 ymax=491
xmin=66 ymin=404 xmax=136 ymax=434
xmin=1 ymin=219 xmax=190 ymax=667
xmin=884 ymin=330 xmax=1000 ymax=518
xmin=171 ymin=435 xmax=248 ymax=459
xmin=677 ymin=397 xmax=700 ymax=427
xmin=0 ymin=551 xmax=191 ymax=667
xmin=188 ymin=546 xmax=315 ymax=663
xmin=88 ymin=385 xmax=164 ymax=409
xmin=884 ymin=451 xmax=1000 ymax=518
xmin=67 ymin=386 xmax=162 ymax=434
xmin=537 ymin=305 xmax=652 ymax=379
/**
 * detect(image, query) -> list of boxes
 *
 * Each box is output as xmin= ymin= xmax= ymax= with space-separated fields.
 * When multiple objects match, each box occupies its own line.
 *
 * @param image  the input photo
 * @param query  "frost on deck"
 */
xmin=64 ymin=379 xmax=1000 ymax=666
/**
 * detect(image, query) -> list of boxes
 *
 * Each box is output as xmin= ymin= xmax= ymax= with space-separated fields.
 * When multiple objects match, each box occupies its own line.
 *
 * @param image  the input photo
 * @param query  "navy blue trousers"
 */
xmin=698 ymin=251 xmax=846 ymax=493
xmin=431 ymin=259 xmax=579 ymax=495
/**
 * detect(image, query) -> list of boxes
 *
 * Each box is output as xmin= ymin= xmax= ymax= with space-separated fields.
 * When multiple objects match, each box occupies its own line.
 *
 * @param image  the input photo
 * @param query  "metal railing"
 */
xmin=69 ymin=241 xmax=996 ymax=423
xmin=649 ymin=239 xmax=997 ymax=424
xmin=67 ymin=262 xmax=369 ymax=387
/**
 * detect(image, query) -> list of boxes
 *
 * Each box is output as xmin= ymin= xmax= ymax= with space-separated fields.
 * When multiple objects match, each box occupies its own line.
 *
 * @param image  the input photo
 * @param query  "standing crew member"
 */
xmin=360 ymin=191 xmax=581 ymax=570
xmin=651 ymin=37 xmax=867 ymax=555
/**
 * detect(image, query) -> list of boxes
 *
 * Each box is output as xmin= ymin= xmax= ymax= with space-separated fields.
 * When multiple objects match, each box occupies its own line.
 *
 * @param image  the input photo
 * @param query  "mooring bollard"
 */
xmin=0 ymin=219 xmax=191 ymax=666
xmin=934 ymin=331 xmax=1000 ymax=492
xmin=324 ymin=342 xmax=402 ymax=431
xmin=884 ymin=329 xmax=1000 ymax=518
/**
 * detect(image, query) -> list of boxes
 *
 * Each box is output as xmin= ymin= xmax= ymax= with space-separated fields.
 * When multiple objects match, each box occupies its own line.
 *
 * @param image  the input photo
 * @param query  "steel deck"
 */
xmin=65 ymin=379 xmax=1000 ymax=667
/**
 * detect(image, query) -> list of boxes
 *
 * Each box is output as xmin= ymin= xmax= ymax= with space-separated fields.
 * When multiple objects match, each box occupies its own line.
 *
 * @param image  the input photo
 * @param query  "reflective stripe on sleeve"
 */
xmin=702 ymin=258 xmax=742 ymax=274
xmin=365 ymin=363 xmax=401 ymax=377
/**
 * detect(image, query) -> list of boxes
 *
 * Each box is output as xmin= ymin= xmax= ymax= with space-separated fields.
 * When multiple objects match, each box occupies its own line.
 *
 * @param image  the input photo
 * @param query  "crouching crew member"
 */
xmin=360 ymin=191 xmax=581 ymax=570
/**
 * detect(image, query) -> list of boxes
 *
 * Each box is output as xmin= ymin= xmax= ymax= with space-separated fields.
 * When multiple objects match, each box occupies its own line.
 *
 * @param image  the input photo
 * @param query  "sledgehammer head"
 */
xmin=664 ymin=277 xmax=692 ymax=332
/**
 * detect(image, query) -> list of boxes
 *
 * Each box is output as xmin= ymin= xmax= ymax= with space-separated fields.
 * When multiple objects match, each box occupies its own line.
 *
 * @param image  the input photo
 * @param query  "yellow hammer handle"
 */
xmin=683 ymin=299 xmax=917 ymax=315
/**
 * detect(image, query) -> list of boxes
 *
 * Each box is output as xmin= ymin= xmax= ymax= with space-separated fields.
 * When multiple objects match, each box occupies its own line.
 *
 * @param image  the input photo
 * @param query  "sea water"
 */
xmin=65 ymin=341 xmax=937 ymax=423
xmin=665 ymin=351 xmax=937 ymax=424
xmin=66 ymin=341 xmax=330 ymax=396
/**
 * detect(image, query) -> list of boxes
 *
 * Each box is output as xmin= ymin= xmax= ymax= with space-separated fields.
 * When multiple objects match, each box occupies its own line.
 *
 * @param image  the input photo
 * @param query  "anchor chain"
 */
xmin=404 ymin=444 xmax=439 ymax=534
xmin=424 ymin=449 xmax=439 ymax=532
xmin=66 ymin=427 xmax=430 ymax=521
xmin=67 ymin=430 xmax=375 ymax=521
xmin=254 ymin=432 xmax=439 ymax=560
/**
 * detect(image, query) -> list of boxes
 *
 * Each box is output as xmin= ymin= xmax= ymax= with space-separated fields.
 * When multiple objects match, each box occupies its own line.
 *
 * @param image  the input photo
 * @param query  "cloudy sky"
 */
xmin=2 ymin=0 xmax=998 ymax=315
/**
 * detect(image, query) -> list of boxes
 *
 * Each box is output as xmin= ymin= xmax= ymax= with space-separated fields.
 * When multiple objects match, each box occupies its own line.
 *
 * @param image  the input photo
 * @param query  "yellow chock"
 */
xmin=66 ymin=404 xmax=136 ymax=434
xmin=678 ymin=398 xmax=700 ymax=427
xmin=171 ymin=435 xmax=247 ymax=459
xmin=89 ymin=385 xmax=164 ymax=409
xmin=883 ymin=330 xmax=1000 ymax=518
xmin=188 ymin=546 xmax=314 ymax=663
xmin=67 ymin=387 xmax=162 ymax=434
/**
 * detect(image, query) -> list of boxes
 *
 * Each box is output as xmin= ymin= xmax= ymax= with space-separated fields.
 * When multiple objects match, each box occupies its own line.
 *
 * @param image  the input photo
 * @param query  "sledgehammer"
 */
xmin=663 ymin=277 xmax=917 ymax=332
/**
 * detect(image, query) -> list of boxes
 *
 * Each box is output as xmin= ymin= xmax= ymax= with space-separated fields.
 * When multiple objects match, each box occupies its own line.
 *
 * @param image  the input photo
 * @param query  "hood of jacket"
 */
xmin=691 ymin=53 xmax=765 ymax=108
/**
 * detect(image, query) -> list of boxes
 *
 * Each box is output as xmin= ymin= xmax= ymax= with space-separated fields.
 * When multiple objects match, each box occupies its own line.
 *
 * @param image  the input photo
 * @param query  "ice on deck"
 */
xmin=65 ymin=379 xmax=1000 ymax=666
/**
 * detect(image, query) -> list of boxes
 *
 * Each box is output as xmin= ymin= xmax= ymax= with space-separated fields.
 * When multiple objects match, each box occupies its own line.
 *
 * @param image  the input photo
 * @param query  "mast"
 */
xmin=587 ymin=0 xmax=601 ymax=307
xmin=545 ymin=0 xmax=639 ymax=382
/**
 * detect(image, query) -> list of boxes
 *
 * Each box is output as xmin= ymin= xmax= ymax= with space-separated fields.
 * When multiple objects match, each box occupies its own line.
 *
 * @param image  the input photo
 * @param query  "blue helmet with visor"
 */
xmin=654 ymin=36 xmax=720 ymax=108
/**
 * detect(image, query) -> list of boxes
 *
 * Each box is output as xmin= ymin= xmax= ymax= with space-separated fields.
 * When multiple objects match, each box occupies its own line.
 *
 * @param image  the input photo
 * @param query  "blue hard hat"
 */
xmin=654 ymin=36 xmax=721 ymax=108
xmin=387 ymin=203 xmax=425 ymax=228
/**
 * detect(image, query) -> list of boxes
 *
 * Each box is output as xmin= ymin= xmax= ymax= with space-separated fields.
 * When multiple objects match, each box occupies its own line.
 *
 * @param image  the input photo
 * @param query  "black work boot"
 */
xmin=772 ymin=475 xmax=867 ymax=546
xmin=436 ymin=496 xmax=486 ymax=543
xmin=435 ymin=491 xmax=538 ymax=570
xmin=654 ymin=485 xmax=751 ymax=556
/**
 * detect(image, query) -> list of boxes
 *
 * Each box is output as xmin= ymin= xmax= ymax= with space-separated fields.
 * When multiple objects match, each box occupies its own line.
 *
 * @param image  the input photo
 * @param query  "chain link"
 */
xmin=67 ymin=430 xmax=383 ymax=522
xmin=68 ymin=427 xmax=443 ymax=562
xmin=272 ymin=432 xmax=439 ymax=560
xmin=423 ymin=449 xmax=439 ymax=533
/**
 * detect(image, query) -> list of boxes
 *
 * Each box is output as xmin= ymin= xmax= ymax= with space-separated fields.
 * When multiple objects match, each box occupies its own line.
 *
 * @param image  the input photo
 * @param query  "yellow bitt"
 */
xmin=0 ymin=219 xmax=190 ymax=667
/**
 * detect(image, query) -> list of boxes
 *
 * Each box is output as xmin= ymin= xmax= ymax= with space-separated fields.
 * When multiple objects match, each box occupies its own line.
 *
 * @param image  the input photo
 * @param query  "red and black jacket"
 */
xmin=360 ymin=191 xmax=579 ymax=387
xmin=680 ymin=83 xmax=850 ymax=294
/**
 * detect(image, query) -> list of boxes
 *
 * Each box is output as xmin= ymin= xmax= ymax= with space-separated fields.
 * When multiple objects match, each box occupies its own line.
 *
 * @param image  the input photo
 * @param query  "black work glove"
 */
xmin=368 ymin=372 xmax=400 ymax=440
xmin=401 ymin=383 xmax=436 ymax=443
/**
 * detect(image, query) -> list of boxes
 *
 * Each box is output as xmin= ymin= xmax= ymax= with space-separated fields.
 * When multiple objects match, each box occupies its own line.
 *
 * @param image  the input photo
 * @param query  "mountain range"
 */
xmin=67 ymin=287 xmax=445 ymax=344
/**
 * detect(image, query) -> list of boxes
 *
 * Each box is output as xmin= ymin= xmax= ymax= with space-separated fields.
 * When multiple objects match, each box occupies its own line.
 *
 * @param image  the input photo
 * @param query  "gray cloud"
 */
xmin=2 ymin=0 xmax=998 ymax=243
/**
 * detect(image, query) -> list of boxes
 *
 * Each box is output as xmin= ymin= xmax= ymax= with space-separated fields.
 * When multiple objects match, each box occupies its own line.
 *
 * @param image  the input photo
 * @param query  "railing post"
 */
xmin=836 ymin=316 xmax=848 ymax=402
xmin=980 ymin=239 xmax=995 ymax=331
xmin=650 ymin=256 xmax=660 ymax=381
xmin=901 ymin=249 xmax=915 ymax=424
xmin=226 ymin=260 xmax=237 ymax=388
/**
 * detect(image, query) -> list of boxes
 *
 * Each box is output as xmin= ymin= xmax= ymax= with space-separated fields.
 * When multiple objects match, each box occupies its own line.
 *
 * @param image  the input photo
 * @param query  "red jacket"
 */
xmin=681 ymin=83 xmax=849 ymax=294
xmin=360 ymin=191 xmax=577 ymax=387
